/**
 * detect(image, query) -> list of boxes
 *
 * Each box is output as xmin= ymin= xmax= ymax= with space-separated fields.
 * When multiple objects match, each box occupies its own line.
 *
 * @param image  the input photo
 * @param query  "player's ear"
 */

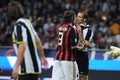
xmin=83 ymin=18 xmax=87 ymax=22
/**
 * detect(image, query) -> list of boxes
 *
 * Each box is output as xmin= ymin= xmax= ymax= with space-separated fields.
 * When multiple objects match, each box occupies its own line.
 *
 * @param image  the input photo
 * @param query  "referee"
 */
xmin=75 ymin=11 xmax=94 ymax=80
xmin=8 ymin=1 xmax=48 ymax=80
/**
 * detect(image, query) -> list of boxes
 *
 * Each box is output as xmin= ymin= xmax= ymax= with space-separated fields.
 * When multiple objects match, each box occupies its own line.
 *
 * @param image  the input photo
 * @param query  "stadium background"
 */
xmin=0 ymin=0 xmax=120 ymax=80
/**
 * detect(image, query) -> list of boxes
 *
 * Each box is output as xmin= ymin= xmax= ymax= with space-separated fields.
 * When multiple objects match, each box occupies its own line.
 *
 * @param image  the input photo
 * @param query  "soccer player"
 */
xmin=52 ymin=10 xmax=82 ymax=80
xmin=75 ymin=11 xmax=94 ymax=80
xmin=8 ymin=1 xmax=48 ymax=80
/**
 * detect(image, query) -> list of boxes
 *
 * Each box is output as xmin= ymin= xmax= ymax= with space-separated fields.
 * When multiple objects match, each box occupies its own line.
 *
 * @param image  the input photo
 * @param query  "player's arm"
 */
xmin=12 ymin=24 xmax=25 ymax=79
xmin=12 ymin=42 xmax=25 ymax=79
xmin=15 ymin=42 xmax=25 ymax=68
xmin=15 ymin=24 xmax=26 ymax=69
xmin=31 ymin=20 xmax=48 ymax=67
xmin=35 ymin=35 xmax=45 ymax=58
xmin=35 ymin=35 xmax=48 ymax=67
xmin=31 ymin=22 xmax=46 ymax=59
xmin=76 ymin=24 xmax=85 ymax=49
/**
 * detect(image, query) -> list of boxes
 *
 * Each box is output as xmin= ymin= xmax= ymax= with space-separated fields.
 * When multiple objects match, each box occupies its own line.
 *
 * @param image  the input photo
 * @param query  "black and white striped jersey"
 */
xmin=80 ymin=24 xmax=94 ymax=52
xmin=75 ymin=24 xmax=93 ymax=52
xmin=80 ymin=24 xmax=93 ymax=42
xmin=12 ymin=18 xmax=41 ymax=75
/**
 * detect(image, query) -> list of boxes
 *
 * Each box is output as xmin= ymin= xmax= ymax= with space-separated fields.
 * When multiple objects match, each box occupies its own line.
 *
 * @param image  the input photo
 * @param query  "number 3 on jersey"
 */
xmin=58 ymin=32 xmax=63 ymax=46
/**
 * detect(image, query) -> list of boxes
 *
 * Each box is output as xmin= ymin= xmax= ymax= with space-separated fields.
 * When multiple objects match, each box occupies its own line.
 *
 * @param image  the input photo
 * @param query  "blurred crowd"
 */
xmin=0 ymin=0 xmax=120 ymax=49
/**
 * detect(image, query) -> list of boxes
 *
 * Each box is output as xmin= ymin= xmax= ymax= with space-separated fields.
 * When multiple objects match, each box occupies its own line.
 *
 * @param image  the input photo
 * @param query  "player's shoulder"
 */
xmin=16 ymin=18 xmax=32 ymax=27
xmin=17 ymin=18 xmax=25 ymax=23
xmin=15 ymin=18 xmax=25 ymax=26
xmin=80 ymin=24 xmax=90 ymax=28
xmin=17 ymin=18 xmax=30 ymax=24
xmin=80 ymin=24 xmax=85 ymax=27
xmin=81 ymin=24 xmax=92 ymax=30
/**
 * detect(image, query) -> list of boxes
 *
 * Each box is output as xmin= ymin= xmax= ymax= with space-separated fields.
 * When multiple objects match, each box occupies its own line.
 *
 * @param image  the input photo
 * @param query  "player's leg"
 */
xmin=75 ymin=51 xmax=89 ymax=80
xmin=80 ymin=74 xmax=88 ymax=80
xmin=0 ymin=68 xmax=2 ymax=72
xmin=61 ymin=61 xmax=78 ymax=80
xmin=75 ymin=51 xmax=82 ymax=79
xmin=52 ymin=60 xmax=65 ymax=80
xmin=18 ymin=74 xmax=38 ymax=80
xmin=18 ymin=75 xmax=26 ymax=80
xmin=79 ymin=52 xmax=89 ymax=80
xmin=75 ymin=62 xmax=80 ymax=80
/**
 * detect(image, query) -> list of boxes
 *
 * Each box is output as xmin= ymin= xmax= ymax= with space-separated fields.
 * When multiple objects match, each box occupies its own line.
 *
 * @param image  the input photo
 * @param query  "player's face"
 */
xmin=77 ymin=13 xmax=84 ymax=24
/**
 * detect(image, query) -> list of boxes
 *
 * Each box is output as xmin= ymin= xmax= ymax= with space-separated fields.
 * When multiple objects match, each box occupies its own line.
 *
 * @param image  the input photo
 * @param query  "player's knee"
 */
xmin=79 ymin=74 xmax=88 ymax=80
xmin=0 ymin=68 xmax=2 ymax=72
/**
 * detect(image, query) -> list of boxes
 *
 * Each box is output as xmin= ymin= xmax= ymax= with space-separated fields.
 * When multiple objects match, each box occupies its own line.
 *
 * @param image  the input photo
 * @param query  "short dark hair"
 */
xmin=63 ymin=10 xmax=75 ymax=23
xmin=83 ymin=13 xmax=89 ymax=20
xmin=8 ymin=1 xmax=25 ymax=20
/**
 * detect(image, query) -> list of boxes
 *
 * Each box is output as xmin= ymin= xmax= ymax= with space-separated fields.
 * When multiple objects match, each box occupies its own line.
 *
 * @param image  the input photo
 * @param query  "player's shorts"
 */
xmin=75 ymin=51 xmax=89 ymax=75
xmin=11 ymin=74 xmax=38 ymax=80
xmin=52 ymin=60 xmax=79 ymax=80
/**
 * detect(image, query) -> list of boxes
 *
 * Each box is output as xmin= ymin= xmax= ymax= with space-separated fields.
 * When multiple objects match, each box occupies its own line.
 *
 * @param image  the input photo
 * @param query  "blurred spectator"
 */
xmin=102 ymin=0 xmax=110 ymax=13
xmin=94 ymin=30 xmax=107 ymax=49
xmin=0 ymin=33 xmax=11 ymax=46
xmin=98 ymin=20 xmax=108 ymax=35
xmin=109 ymin=20 xmax=120 ymax=35
xmin=0 ymin=7 xmax=8 ymax=24
xmin=32 ymin=19 xmax=39 ymax=31
xmin=43 ymin=17 xmax=55 ymax=36
xmin=37 ymin=27 xmax=44 ymax=44
xmin=0 ymin=0 xmax=119 ymax=49
xmin=52 ymin=15 xmax=59 ymax=24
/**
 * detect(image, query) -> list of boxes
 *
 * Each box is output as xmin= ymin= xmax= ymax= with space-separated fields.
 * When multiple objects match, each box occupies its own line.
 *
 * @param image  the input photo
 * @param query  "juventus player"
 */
xmin=8 ymin=1 xmax=48 ymax=80
xmin=75 ymin=11 xmax=94 ymax=80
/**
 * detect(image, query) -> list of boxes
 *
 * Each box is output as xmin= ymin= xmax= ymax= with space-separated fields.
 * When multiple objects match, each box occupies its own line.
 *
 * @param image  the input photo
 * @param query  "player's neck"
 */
xmin=81 ymin=22 xmax=87 ymax=26
xmin=69 ymin=23 xmax=73 ymax=26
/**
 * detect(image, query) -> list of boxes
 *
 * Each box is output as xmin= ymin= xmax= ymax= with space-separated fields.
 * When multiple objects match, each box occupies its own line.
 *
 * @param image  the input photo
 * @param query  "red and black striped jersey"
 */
xmin=55 ymin=24 xmax=77 ymax=61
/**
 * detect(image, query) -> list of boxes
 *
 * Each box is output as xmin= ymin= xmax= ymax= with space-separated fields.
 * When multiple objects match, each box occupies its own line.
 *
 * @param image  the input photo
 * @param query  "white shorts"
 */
xmin=52 ymin=60 xmax=79 ymax=80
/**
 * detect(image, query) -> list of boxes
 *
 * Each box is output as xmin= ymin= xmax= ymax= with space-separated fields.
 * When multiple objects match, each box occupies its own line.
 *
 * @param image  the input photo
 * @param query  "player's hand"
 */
xmin=12 ymin=67 xmax=19 ymax=79
xmin=76 ymin=45 xmax=84 ymax=50
xmin=41 ymin=58 xmax=48 ymax=70
xmin=78 ymin=44 xmax=84 ymax=50
xmin=76 ymin=25 xmax=81 ymax=33
xmin=71 ymin=45 xmax=84 ymax=50
xmin=75 ymin=19 xmax=79 ymax=26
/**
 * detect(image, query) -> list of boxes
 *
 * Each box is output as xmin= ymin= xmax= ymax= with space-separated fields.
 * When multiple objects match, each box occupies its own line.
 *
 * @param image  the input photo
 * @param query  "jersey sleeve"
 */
xmin=84 ymin=28 xmax=93 ymax=41
xmin=16 ymin=24 xmax=26 ymax=45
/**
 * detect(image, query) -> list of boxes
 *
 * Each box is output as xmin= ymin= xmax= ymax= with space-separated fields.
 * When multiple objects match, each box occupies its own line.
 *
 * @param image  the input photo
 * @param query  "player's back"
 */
xmin=55 ymin=23 xmax=77 ymax=61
